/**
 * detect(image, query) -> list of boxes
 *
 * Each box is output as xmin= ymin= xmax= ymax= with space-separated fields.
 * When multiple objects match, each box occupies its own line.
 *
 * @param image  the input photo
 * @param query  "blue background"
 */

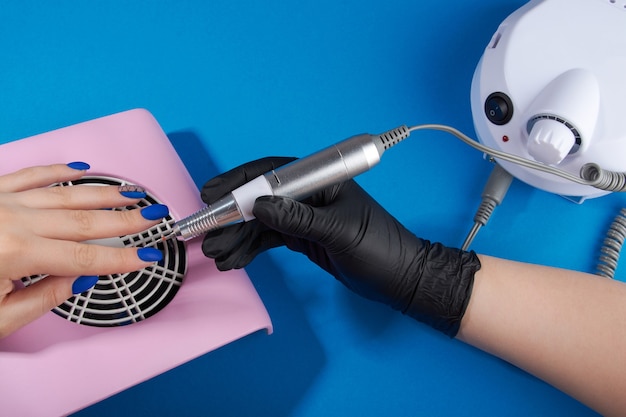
xmin=2 ymin=1 xmax=622 ymax=415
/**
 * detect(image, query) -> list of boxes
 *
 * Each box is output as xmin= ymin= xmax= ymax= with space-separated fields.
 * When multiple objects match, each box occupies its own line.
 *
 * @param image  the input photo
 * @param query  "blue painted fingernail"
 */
xmin=138 ymin=247 xmax=163 ymax=262
xmin=67 ymin=161 xmax=91 ymax=171
xmin=72 ymin=275 xmax=99 ymax=294
xmin=119 ymin=185 xmax=146 ymax=199
xmin=140 ymin=204 xmax=169 ymax=220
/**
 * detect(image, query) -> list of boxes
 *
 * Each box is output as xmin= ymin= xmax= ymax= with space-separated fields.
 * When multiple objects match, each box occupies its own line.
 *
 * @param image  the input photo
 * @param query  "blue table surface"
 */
xmin=2 ymin=1 xmax=621 ymax=415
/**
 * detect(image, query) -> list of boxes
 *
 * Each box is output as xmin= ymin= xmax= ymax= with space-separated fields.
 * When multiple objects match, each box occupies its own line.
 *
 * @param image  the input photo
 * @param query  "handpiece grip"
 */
xmin=267 ymin=133 xmax=382 ymax=199
xmin=234 ymin=133 xmax=383 ymax=221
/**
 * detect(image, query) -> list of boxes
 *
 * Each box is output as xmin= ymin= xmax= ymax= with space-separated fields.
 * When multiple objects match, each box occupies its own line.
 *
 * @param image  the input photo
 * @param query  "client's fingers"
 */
xmin=1 ymin=238 xmax=163 ymax=280
xmin=18 ymin=204 xmax=169 ymax=241
xmin=0 ymin=163 xmax=90 ymax=193
xmin=0 ymin=275 xmax=75 ymax=338
xmin=13 ymin=183 xmax=149 ymax=210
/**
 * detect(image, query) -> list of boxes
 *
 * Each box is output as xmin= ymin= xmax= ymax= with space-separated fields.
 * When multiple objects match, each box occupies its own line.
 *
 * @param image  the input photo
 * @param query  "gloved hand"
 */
xmin=201 ymin=157 xmax=481 ymax=337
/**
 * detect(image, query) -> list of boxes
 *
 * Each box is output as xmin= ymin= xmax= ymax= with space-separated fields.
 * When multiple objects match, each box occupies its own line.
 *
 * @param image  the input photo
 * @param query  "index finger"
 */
xmin=201 ymin=157 xmax=296 ymax=205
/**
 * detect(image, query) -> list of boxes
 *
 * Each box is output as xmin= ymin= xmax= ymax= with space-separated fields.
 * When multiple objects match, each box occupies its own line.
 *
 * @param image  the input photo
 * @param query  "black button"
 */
xmin=484 ymin=92 xmax=513 ymax=125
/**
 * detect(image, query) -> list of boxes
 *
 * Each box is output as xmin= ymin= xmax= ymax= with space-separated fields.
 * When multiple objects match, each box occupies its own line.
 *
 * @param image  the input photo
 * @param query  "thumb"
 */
xmin=0 ymin=275 xmax=97 ymax=338
xmin=254 ymin=196 xmax=336 ymax=245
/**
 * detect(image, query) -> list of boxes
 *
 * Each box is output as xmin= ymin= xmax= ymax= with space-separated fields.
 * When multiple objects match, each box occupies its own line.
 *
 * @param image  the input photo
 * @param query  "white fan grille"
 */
xmin=21 ymin=176 xmax=187 ymax=327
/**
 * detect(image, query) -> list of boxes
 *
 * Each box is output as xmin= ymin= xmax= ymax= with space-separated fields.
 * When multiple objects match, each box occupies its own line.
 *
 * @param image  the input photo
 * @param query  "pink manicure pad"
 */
xmin=0 ymin=109 xmax=272 ymax=416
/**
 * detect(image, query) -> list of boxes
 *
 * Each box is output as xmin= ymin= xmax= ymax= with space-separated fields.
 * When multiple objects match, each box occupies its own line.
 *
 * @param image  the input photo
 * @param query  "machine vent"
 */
xmin=21 ymin=176 xmax=186 ymax=327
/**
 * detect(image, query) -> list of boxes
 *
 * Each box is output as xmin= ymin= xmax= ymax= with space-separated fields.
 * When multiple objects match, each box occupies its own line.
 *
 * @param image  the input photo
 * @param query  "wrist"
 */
xmin=403 ymin=241 xmax=481 ymax=337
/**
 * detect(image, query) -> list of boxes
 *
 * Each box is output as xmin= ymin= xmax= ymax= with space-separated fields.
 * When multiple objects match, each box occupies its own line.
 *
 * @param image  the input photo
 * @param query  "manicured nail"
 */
xmin=138 ymin=247 xmax=163 ymax=262
xmin=140 ymin=204 xmax=169 ymax=220
xmin=72 ymin=275 xmax=99 ymax=294
xmin=67 ymin=161 xmax=91 ymax=171
xmin=119 ymin=185 xmax=146 ymax=199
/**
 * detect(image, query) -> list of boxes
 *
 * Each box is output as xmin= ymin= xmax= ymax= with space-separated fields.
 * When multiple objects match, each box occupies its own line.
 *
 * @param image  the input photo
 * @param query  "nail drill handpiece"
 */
xmin=162 ymin=126 xmax=410 ymax=242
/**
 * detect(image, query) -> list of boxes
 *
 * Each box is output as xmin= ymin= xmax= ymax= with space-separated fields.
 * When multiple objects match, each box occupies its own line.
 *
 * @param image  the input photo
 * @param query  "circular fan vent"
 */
xmin=21 ymin=176 xmax=187 ymax=327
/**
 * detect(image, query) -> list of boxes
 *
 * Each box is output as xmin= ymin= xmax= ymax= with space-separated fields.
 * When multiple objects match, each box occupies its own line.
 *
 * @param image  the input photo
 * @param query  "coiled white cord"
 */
xmin=596 ymin=209 xmax=626 ymax=279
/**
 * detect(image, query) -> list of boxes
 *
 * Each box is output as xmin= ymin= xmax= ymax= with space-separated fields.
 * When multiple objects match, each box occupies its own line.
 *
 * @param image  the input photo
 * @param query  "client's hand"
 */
xmin=0 ymin=163 xmax=167 ymax=338
xmin=201 ymin=157 xmax=481 ymax=336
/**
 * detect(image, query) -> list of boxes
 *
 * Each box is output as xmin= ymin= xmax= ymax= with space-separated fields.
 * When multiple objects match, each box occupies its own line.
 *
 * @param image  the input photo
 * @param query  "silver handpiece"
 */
xmin=165 ymin=126 xmax=410 ymax=242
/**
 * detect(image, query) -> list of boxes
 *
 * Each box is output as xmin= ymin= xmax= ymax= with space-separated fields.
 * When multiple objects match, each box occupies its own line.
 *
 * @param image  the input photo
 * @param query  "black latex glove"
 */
xmin=201 ymin=157 xmax=481 ymax=337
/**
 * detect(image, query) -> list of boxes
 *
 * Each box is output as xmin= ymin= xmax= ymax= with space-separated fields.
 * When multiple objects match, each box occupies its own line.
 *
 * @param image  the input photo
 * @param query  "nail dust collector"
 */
xmin=0 ymin=109 xmax=272 ymax=416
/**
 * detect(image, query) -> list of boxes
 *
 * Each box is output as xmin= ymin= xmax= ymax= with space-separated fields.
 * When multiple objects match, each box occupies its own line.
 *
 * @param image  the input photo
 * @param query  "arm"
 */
xmin=459 ymin=255 xmax=626 ymax=416
xmin=200 ymin=157 xmax=626 ymax=416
